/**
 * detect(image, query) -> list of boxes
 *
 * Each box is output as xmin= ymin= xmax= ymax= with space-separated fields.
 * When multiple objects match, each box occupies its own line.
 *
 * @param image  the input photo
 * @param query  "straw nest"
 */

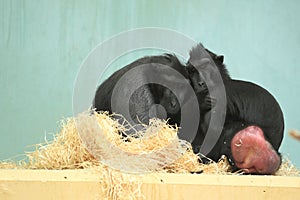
xmin=0 ymin=111 xmax=299 ymax=200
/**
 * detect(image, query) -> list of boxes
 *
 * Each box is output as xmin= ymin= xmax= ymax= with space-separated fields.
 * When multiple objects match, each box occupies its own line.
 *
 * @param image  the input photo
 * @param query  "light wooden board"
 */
xmin=0 ymin=169 xmax=299 ymax=200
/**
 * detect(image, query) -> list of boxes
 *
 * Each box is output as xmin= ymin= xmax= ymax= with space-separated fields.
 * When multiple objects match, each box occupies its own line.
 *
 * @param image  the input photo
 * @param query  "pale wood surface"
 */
xmin=0 ymin=169 xmax=299 ymax=200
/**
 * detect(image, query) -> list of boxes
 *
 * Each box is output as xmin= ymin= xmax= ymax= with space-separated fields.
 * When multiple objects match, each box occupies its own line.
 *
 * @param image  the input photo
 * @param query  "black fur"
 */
xmin=186 ymin=44 xmax=284 ymax=170
xmin=92 ymin=54 xmax=187 ymax=128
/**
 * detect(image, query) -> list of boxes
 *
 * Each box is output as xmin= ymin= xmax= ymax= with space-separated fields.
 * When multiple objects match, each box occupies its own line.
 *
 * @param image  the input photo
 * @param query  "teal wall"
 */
xmin=1 ymin=0 xmax=300 ymax=167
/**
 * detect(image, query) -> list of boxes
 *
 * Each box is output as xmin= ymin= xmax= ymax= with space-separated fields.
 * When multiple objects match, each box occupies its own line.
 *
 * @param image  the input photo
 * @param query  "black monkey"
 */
xmin=186 ymin=44 xmax=284 ymax=174
xmin=212 ymin=80 xmax=284 ymax=174
xmin=186 ymin=45 xmax=231 ymax=153
xmin=92 ymin=54 xmax=188 ymax=130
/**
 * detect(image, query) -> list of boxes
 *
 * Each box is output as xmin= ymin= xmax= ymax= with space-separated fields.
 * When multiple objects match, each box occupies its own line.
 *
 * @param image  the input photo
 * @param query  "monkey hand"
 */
xmin=198 ymin=95 xmax=216 ymax=111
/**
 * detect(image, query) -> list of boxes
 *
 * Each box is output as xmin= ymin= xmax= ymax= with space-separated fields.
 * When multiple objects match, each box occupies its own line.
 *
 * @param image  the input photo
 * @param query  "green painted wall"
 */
xmin=1 ymin=0 xmax=300 ymax=168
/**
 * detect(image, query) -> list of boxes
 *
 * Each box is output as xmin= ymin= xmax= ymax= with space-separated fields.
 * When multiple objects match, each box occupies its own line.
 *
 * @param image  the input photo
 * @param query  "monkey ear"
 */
xmin=215 ymin=55 xmax=224 ymax=63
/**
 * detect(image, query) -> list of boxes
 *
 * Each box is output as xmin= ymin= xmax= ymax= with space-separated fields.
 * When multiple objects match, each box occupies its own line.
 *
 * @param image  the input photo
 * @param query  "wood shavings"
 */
xmin=1 ymin=111 xmax=299 ymax=200
xmin=289 ymin=130 xmax=300 ymax=141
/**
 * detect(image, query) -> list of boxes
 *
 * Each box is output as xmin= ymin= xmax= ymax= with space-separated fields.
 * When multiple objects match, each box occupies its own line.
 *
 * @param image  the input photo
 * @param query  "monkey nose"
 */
xmin=198 ymin=81 xmax=205 ymax=87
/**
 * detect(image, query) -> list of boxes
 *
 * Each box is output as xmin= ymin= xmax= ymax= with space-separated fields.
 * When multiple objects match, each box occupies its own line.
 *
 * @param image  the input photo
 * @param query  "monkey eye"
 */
xmin=187 ymin=65 xmax=197 ymax=73
xmin=191 ymin=67 xmax=197 ymax=72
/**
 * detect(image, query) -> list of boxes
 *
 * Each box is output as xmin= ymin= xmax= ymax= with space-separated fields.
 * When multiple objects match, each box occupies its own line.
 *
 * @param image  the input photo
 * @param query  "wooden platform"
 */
xmin=0 ymin=169 xmax=299 ymax=200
